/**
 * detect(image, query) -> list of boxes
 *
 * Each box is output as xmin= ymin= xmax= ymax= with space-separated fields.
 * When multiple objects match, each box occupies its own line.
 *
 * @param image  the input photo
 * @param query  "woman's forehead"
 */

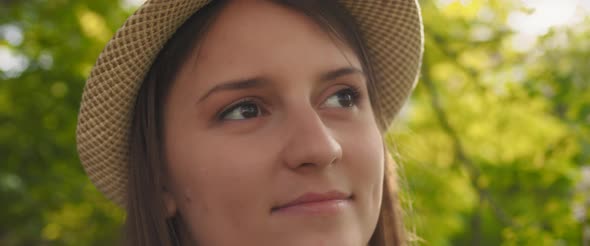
xmin=178 ymin=0 xmax=362 ymax=90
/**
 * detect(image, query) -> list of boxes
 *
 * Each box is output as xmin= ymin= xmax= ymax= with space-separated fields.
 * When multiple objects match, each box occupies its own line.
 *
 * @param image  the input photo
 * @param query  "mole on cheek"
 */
xmin=184 ymin=189 xmax=193 ymax=204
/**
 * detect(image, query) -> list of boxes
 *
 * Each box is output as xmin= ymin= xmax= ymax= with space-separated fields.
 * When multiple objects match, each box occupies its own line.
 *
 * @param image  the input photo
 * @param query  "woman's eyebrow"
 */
xmin=198 ymin=77 xmax=268 ymax=103
xmin=197 ymin=66 xmax=364 ymax=103
xmin=319 ymin=67 xmax=365 ymax=82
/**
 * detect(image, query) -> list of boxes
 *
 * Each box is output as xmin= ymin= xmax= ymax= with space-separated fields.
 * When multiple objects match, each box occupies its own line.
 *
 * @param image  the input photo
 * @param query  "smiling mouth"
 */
xmin=271 ymin=191 xmax=353 ymax=214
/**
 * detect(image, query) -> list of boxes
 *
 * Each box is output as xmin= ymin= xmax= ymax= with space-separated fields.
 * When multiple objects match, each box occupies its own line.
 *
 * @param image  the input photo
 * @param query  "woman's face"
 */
xmin=162 ymin=1 xmax=384 ymax=245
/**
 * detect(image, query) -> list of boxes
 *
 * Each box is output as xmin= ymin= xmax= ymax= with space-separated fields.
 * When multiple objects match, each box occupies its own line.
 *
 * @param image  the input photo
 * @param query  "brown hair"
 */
xmin=126 ymin=0 xmax=405 ymax=245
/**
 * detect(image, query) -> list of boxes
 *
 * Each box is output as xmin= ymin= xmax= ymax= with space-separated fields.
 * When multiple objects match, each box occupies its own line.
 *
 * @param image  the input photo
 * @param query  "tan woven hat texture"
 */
xmin=77 ymin=0 xmax=424 ymax=206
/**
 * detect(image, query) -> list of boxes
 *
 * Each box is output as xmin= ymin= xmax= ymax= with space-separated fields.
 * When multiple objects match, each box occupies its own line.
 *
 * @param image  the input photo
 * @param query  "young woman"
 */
xmin=76 ymin=0 xmax=423 ymax=245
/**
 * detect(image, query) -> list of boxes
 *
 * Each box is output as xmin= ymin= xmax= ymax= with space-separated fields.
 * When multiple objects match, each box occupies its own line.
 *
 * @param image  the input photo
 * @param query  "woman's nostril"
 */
xmin=301 ymin=163 xmax=314 ymax=168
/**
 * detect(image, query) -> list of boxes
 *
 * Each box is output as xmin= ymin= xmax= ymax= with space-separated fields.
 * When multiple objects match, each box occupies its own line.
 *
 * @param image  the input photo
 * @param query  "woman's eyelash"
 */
xmin=328 ymin=85 xmax=363 ymax=107
xmin=342 ymin=85 xmax=362 ymax=102
xmin=216 ymin=98 xmax=261 ymax=121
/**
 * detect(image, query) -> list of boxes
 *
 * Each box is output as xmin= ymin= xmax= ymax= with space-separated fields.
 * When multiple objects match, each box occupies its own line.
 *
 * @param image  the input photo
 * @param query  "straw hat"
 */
xmin=76 ymin=0 xmax=424 ymax=206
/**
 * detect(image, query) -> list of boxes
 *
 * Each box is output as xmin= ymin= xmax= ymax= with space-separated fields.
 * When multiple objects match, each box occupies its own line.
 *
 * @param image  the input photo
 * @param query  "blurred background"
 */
xmin=1 ymin=0 xmax=589 ymax=245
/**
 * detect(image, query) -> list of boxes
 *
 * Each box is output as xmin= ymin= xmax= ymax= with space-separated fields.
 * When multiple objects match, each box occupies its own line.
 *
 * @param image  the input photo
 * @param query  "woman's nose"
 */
xmin=279 ymin=106 xmax=343 ymax=171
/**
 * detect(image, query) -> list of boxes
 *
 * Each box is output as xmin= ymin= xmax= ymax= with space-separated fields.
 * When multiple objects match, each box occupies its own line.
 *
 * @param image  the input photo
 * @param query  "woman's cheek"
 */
xmin=346 ymin=120 xmax=384 ymax=200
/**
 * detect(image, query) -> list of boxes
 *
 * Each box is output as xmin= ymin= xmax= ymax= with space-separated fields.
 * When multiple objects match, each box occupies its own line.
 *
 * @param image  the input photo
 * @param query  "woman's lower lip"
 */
xmin=271 ymin=198 xmax=352 ymax=215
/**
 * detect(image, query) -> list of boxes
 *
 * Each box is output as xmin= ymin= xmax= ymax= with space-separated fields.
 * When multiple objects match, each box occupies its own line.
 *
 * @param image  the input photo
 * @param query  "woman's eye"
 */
xmin=219 ymin=101 xmax=263 ymax=120
xmin=322 ymin=87 xmax=360 ymax=108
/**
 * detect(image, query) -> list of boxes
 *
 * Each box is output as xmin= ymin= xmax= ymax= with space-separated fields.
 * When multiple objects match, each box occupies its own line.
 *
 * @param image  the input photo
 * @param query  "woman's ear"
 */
xmin=162 ymin=184 xmax=178 ymax=218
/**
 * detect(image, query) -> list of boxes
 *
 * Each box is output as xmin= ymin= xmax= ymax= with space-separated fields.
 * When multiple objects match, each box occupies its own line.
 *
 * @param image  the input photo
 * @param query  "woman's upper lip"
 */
xmin=273 ymin=190 xmax=352 ymax=210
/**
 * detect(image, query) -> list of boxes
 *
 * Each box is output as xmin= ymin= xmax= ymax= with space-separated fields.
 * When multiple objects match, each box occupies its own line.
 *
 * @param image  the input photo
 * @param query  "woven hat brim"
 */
xmin=76 ymin=0 xmax=424 ymax=206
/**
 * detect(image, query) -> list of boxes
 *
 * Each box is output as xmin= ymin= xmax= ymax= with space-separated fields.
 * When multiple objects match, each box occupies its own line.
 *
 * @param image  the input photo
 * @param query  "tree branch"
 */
xmin=421 ymin=60 xmax=514 ymax=227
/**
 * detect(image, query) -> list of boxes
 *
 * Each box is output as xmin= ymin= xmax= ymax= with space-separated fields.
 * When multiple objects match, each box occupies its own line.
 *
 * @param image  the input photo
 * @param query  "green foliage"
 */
xmin=391 ymin=0 xmax=590 ymax=245
xmin=1 ymin=1 xmax=129 ymax=245
xmin=1 ymin=0 xmax=588 ymax=245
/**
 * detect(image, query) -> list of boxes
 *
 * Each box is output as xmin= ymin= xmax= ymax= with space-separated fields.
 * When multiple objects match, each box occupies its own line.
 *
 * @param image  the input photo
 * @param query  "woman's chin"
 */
xmin=268 ymin=226 xmax=365 ymax=246
xmin=279 ymin=234 xmax=363 ymax=246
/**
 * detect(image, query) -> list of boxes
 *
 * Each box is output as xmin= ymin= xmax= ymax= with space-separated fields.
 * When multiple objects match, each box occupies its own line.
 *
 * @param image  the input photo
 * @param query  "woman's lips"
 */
xmin=271 ymin=190 xmax=353 ymax=215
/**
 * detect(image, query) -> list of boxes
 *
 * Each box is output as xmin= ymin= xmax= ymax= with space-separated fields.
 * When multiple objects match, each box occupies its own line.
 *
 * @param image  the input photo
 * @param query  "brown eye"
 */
xmin=322 ymin=87 xmax=360 ymax=108
xmin=219 ymin=101 xmax=262 ymax=120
